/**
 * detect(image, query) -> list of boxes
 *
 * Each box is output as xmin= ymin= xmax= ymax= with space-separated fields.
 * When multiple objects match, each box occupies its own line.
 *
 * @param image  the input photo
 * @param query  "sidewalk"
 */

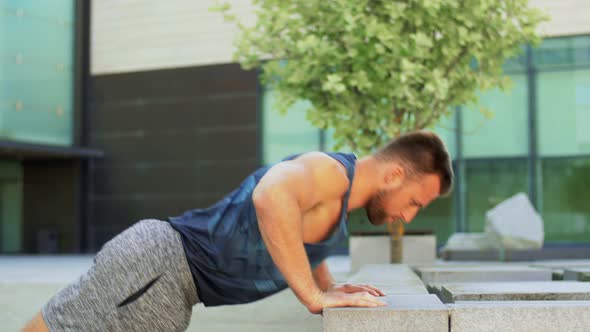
xmin=0 ymin=255 xmax=351 ymax=331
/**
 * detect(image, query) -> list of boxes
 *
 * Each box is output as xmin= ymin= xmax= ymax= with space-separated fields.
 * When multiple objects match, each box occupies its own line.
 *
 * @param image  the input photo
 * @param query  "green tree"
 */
xmin=214 ymin=0 xmax=548 ymax=154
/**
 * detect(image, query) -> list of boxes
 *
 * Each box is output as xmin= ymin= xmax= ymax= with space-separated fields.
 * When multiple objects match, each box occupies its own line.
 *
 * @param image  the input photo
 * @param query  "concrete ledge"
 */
xmin=323 ymin=294 xmax=448 ymax=332
xmin=564 ymin=268 xmax=590 ymax=282
xmin=441 ymin=282 xmax=590 ymax=303
xmin=347 ymin=264 xmax=429 ymax=294
xmin=416 ymin=265 xmax=552 ymax=284
xmin=449 ymin=301 xmax=590 ymax=332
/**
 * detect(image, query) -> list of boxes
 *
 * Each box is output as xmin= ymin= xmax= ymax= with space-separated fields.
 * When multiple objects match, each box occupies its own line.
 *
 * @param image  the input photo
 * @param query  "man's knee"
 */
xmin=21 ymin=311 xmax=49 ymax=332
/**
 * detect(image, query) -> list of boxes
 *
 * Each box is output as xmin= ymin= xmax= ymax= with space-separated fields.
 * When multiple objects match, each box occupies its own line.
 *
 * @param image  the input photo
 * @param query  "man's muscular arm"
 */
xmin=253 ymin=152 xmax=386 ymax=314
xmin=312 ymin=260 xmax=336 ymax=292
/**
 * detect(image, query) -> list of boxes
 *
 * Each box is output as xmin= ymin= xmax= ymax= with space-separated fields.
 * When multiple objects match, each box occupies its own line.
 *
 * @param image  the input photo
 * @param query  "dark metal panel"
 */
xmin=197 ymin=159 xmax=259 ymax=193
xmin=90 ymin=131 xmax=199 ymax=163
xmin=92 ymin=164 xmax=200 ymax=195
xmin=195 ymin=128 xmax=258 ymax=161
xmin=91 ymin=96 xmax=257 ymax=133
xmin=92 ymin=64 xmax=258 ymax=102
xmin=88 ymin=62 xmax=260 ymax=250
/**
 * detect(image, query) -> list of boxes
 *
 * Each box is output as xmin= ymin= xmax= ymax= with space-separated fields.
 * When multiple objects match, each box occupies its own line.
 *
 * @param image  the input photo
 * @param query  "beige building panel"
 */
xmin=91 ymin=0 xmax=589 ymax=75
xmin=91 ymin=0 xmax=255 ymax=75
xmin=530 ymin=0 xmax=590 ymax=37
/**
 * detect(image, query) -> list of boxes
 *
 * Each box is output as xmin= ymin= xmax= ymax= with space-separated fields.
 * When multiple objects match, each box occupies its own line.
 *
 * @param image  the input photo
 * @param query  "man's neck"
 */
xmin=347 ymin=155 xmax=380 ymax=211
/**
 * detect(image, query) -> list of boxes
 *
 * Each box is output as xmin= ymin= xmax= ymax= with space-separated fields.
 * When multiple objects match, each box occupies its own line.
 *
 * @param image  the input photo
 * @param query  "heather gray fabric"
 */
xmin=42 ymin=219 xmax=199 ymax=332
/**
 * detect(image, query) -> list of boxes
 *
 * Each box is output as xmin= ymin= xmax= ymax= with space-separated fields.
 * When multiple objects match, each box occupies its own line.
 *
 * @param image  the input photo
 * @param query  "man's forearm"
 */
xmin=254 ymin=189 xmax=323 ymax=308
xmin=313 ymin=260 xmax=336 ymax=291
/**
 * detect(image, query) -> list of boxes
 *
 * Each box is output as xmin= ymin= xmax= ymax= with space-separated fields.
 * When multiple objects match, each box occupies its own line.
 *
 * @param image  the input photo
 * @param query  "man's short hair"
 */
xmin=374 ymin=130 xmax=454 ymax=196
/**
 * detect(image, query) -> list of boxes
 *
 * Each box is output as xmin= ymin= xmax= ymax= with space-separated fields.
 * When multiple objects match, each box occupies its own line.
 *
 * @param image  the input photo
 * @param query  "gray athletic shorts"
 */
xmin=42 ymin=219 xmax=200 ymax=332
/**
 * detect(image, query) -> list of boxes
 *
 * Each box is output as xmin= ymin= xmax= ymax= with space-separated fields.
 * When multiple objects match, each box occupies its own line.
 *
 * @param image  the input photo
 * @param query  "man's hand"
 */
xmin=306 ymin=285 xmax=387 ymax=315
xmin=327 ymin=283 xmax=386 ymax=297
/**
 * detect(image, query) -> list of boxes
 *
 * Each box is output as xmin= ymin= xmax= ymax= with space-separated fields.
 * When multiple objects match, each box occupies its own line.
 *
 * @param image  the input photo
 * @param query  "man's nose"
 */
xmin=403 ymin=208 xmax=419 ymax=223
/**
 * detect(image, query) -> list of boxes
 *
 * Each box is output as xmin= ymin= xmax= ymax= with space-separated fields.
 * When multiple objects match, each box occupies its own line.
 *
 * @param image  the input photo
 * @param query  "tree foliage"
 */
xmin=214 ymin=0 xmax=548 ymax=154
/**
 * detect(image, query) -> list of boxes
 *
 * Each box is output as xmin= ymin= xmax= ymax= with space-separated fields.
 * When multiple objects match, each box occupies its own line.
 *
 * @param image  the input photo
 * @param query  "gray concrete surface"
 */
xmin=441 ymin=281 xmax=590 ymax=303
xmin=323 ymin=294 xmax=448 ymax=332
xmin=0 ymin=255 xmax=351 ymax=332
xmin=347 ymin=264 xmax=428 ymax=294
xmin=449 ymin=301 xmax=590 ymax=332
xmin=564 ymin=268 xmax=590 ymax=281
xmin=416 ymin=265 xmax=552 ymax=284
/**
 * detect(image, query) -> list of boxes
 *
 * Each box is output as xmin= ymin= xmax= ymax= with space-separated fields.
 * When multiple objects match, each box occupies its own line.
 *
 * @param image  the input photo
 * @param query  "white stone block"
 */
xmin=350 ymin=235 xmax=437 ymax=273
xmin=441 ymin=281 xmax=590 ymax=303
xmin=417 ymin=265 xmax=552 ymax=284
xmin=485 ymin=193 xmax=544 ymax=249
xmin=323 ymin=294 xmax=448 ymax=332
xmin=449 ymin=301 xmax=590 ymax=332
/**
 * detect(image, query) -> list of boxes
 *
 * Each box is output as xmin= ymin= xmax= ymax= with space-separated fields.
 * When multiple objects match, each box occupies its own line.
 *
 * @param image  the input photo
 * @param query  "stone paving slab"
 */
xmin=564 ymin=268 xmax=590 ymax=282
xmin=1 ymin=255 xmax=350 ymax=332
xmin=441 ymin=248 xmax=590 ymax=261
xmin=323 ymin=294 xmax=448 ymax=332
xmin=347 ymin=264 xmax=428 ymax=294
xmin=348 ymin=264 xmax=423 ymax=283
xmin=441 ymin=281 xmax=590 ymax=303
xmin=530 ymin=261 xmax=590 ymax=281
xmin=448 ymin=301 xmax=590 ymax=332
xmin=416 ymin=265 xmax=552 ymax=284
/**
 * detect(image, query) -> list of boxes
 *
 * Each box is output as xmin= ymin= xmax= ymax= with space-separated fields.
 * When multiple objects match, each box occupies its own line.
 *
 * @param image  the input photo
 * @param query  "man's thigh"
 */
xmin=41 ymin=219 xmax=198 ymax=332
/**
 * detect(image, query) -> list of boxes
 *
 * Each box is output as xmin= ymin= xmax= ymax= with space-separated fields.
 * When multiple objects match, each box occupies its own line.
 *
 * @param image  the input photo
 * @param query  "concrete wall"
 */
xmin=91 ymin=0 xmax=590 ymax=75
xmin=87 ymin=64 xmax=259 ymax=250
xmin=530 ymin=0 xmax=590 ymax=37
xmin=91 ymin=0 xmax=256 ymax=75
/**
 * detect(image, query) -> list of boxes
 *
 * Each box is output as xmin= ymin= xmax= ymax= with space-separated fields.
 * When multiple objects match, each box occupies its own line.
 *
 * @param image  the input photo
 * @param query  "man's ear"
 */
xmin=384 ymin=163 xmax=405 ymax=188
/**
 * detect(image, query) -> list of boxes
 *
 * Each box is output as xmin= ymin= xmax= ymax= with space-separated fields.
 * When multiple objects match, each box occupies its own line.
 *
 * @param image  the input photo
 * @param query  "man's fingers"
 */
xmin=322 ymin=291 xmax=388 ymax=310
xmin=344 ymin=284 xmax=383 ymax=297
xmin=363 ymin=284 xmax=386 ymax=296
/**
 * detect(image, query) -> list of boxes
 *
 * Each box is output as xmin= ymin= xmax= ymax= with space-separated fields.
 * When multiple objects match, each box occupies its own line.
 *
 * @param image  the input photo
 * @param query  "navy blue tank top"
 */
xmin=167 ymin=152 xmax=356 ymax=306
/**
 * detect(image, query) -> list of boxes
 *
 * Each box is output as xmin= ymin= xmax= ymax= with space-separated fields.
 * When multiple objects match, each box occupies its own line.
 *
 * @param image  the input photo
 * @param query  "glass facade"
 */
xmin=262 ymin=35 xmax=590 ymax=247
xmin=262 ymin=88 xmax=320 ymax=164
xmin=0 ymin=0 xmax=75 ymax=146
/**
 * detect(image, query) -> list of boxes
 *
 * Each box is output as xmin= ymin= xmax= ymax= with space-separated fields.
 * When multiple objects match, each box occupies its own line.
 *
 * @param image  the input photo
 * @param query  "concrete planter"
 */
xmin=349 ymin=231 xmax=436 ymax=272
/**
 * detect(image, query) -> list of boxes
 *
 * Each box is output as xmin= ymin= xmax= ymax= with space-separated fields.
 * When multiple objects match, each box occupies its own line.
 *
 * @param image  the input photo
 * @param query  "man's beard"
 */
xmin=366 ymin=189 xmax=390 ymax=225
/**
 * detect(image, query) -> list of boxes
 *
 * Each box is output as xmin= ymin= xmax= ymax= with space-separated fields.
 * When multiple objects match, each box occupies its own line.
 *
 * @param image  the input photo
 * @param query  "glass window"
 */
xmin=431 ymin=112 xmax=457 ymax=160
xmin=533 ymin=35 xmax=590 ymax=69
xmin=465 ymin=159 xmax=529 ymax=232
xmin=537 ymin=69 xmax=590 ymax=156
xmin=324 ymin=112 xmax=457 ymax=159
xmin=0 ymin=0 xmax=75 ymax=145
xmin=262 ymin=89 xmax=320 ymax=164
xmin=540 ymin=158 xmax=590 ymax=243
xmin=406 ymin=193 xmax=456 ymax=247
xmin=461 ymin=74 xmax=528 ymax=158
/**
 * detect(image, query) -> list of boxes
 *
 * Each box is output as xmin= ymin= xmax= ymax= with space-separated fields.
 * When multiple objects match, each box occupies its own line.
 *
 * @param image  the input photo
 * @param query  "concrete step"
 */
xmin=441 ymin=281 xmax=590 ymax=303
xmin=323 ymin=294 xmax=448 ymax=332
xmin=449 ymin=301 xmax=590 ymax=332
xmin=416 ymin=265 xmax=552 ymax=284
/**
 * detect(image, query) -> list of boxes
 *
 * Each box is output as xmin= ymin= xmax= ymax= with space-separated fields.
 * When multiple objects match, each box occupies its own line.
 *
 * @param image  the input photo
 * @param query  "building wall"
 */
xmin=91 ymin=0 xmax=256 ymax=75
xmin=90 ymin=0 xmax=590 ymax=76
xmin=87 ymin=1 xmax=590 ymax=249
xmin=531 ymin=0 xmax=590 ymax=37
xmin=87 ymin=64 xmax=259 ymax=249
xmin=22 ymin=160 xmax=81 ymax=253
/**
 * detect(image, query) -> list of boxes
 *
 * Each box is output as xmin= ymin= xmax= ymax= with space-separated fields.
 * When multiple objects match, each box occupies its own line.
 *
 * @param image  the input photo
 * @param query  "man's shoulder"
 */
xmin=287 ymin=152 xmax=350 ymax=197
